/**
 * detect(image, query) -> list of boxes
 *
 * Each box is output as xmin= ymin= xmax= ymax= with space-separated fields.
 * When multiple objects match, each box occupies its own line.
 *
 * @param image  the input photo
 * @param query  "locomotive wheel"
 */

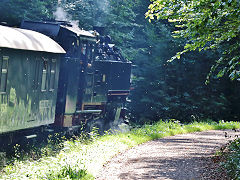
xmin=86 ymin=118 xmax=105 ymax=135
xmin=104 ymin=102 xmax=130 ymax=133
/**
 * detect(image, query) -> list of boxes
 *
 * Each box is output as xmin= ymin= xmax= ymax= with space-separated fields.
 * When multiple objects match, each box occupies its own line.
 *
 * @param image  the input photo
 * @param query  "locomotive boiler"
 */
xmin=0 ymin=20 xmax=131 ymax=146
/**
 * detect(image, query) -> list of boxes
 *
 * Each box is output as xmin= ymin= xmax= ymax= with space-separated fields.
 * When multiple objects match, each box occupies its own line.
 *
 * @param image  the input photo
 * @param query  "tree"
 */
xmin=58 ymin=0 xmax=110 ymax=30
xmin=129 ymin=25 xmax=235 ymax=124
xmin=0 ymin=0 xmax=57 ymax=26
xmin=146 ymin=0 xmax=240 ymax=82
xmin=125 ymin=0 xmax=240 ymax=124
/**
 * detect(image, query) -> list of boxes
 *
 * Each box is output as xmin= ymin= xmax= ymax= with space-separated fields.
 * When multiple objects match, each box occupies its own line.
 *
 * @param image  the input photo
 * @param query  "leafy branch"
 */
xmin=146 ymin=0 xmax=240 ymax=82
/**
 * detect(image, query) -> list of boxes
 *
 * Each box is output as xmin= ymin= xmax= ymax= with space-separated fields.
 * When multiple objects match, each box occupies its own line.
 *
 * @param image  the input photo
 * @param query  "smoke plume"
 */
xmin=53 ymin=6 xmax=79 ymax=27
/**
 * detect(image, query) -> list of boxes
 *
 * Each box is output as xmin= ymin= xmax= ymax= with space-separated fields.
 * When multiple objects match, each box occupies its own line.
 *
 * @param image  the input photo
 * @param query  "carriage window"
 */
xmin=81 ymin=43 xmax=87 ymax=56
xmin=41 ymin=58 xmax=48 ymax=91
xmin=87 ymin=43 xmax=94 ymax=63
xmin=33 ymin=58 xmax=40 ymax=90
xmin=49 ymin=59 xmax=56 ymax=91
xmin=87 ymin=43 xmax=91 ymax=60
xmin=0 ymin=56 xmax=9 ymax=93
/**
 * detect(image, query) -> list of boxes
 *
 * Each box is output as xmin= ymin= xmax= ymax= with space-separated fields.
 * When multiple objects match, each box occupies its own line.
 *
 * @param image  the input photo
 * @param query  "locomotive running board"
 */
xmin=76 ymin=110 xmax=102 ymax=114
xmin=108 ymin=90 xmax=130 ymax=96
xmin=25 ymin=134 xmax=37 ymax=139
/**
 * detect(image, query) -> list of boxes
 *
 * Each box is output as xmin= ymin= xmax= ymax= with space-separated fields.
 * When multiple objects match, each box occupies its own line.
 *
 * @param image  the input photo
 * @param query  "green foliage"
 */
xmin=126 ymin=1 xmax=240 ymax=123
xmin=47 ymin=164 xmax=90 ymax=180
xmin=221 ymin=138 xmax=240 ymax=179
xmin=0 ymin=0 xmax=57 ymax=25
xmin=129 ymin=34 xmax=239 ymax=123
xmin=105 ymin=0 xmax=141 ymax=61
xmin=59 ymin=0 xmax=104 ymax=29
xmin=146 ymin=0 xmax=240 ymax=81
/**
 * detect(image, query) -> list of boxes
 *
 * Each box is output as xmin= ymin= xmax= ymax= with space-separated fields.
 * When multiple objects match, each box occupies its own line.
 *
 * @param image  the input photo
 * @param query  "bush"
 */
xmin=222 ymin=138 xmax=240 ymax=179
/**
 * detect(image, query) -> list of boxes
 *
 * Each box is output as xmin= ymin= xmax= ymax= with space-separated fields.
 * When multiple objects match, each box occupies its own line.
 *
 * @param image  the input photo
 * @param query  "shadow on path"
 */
xmin=97 ymin=130 xmax=237 ymax=180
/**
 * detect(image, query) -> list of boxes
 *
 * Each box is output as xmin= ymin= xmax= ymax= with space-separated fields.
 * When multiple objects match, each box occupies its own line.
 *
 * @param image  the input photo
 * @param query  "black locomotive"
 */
xmin=0 ymin=20 xmax=131 ymax=145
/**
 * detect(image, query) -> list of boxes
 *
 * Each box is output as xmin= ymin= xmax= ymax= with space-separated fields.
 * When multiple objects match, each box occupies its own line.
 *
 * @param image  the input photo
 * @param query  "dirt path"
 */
xmin=96 ymin=130 xmax=238 ymax=180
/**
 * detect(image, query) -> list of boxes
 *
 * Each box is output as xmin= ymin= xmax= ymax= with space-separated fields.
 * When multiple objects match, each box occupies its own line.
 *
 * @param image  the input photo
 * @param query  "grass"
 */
xmin=0 ymin=120 xmax=239 ymax=179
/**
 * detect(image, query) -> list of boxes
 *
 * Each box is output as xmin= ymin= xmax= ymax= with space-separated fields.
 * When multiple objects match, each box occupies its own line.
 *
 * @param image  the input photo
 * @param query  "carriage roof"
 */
xmin=0 ymin=25 xmax=65 ymax=54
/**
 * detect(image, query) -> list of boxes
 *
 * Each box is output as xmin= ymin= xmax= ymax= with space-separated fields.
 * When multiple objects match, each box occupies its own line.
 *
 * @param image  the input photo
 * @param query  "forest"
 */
xmin=0 ymin=0 xmax=239 ymax=125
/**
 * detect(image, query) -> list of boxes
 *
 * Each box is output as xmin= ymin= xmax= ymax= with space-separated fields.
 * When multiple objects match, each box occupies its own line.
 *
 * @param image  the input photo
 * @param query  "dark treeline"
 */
xmin=1 ymin=0 xmax=239 ymax=124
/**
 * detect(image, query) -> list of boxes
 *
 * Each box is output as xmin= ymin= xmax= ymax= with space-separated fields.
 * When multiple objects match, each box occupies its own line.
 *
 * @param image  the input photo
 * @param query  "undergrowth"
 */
xmin=0 ymin=120 xmax=239 ymax=179
xmin=218 ymin=137 xmax=240 ymax=179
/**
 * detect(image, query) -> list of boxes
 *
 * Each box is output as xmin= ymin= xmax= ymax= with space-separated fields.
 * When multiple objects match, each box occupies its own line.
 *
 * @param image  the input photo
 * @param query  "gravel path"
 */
xmin=96 ymin=130 xmax=238 ymax=180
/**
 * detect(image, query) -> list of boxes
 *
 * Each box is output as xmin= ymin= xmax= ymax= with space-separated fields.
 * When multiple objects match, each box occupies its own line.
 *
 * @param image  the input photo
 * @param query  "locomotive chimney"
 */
xmin=93 ymin=26 xmax=105 ymax=35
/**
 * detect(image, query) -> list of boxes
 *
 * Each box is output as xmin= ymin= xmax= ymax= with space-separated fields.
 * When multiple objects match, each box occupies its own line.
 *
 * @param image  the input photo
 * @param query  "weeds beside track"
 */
xmin=0 ymin=120 xmax=239 ymax=179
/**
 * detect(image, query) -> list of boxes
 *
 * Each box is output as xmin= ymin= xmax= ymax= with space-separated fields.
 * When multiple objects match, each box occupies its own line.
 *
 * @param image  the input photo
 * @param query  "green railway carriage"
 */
xmin=0 ymin=25 xmax=65 ymax=135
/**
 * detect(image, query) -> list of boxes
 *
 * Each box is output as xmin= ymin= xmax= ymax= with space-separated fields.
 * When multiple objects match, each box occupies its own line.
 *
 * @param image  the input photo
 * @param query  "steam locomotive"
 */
xmin=0 ymin=20 xmax=131 ymax=146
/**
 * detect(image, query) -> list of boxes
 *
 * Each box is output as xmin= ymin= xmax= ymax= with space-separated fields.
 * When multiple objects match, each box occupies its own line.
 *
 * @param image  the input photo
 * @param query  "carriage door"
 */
xmin=80 ymin=42 xmax=95 ymax=109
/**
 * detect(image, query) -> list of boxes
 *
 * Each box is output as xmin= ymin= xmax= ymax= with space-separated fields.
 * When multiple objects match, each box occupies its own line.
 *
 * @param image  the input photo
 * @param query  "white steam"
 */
xmin=96 ymin=0 xmax=109 ymax=13
xmin=53 ymin=7 xmax=67 ymax=21
xmin=53 ymin=7 xmax=79 ymax=27
xmin=53 ymin=0 xmax=110 ymax=27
